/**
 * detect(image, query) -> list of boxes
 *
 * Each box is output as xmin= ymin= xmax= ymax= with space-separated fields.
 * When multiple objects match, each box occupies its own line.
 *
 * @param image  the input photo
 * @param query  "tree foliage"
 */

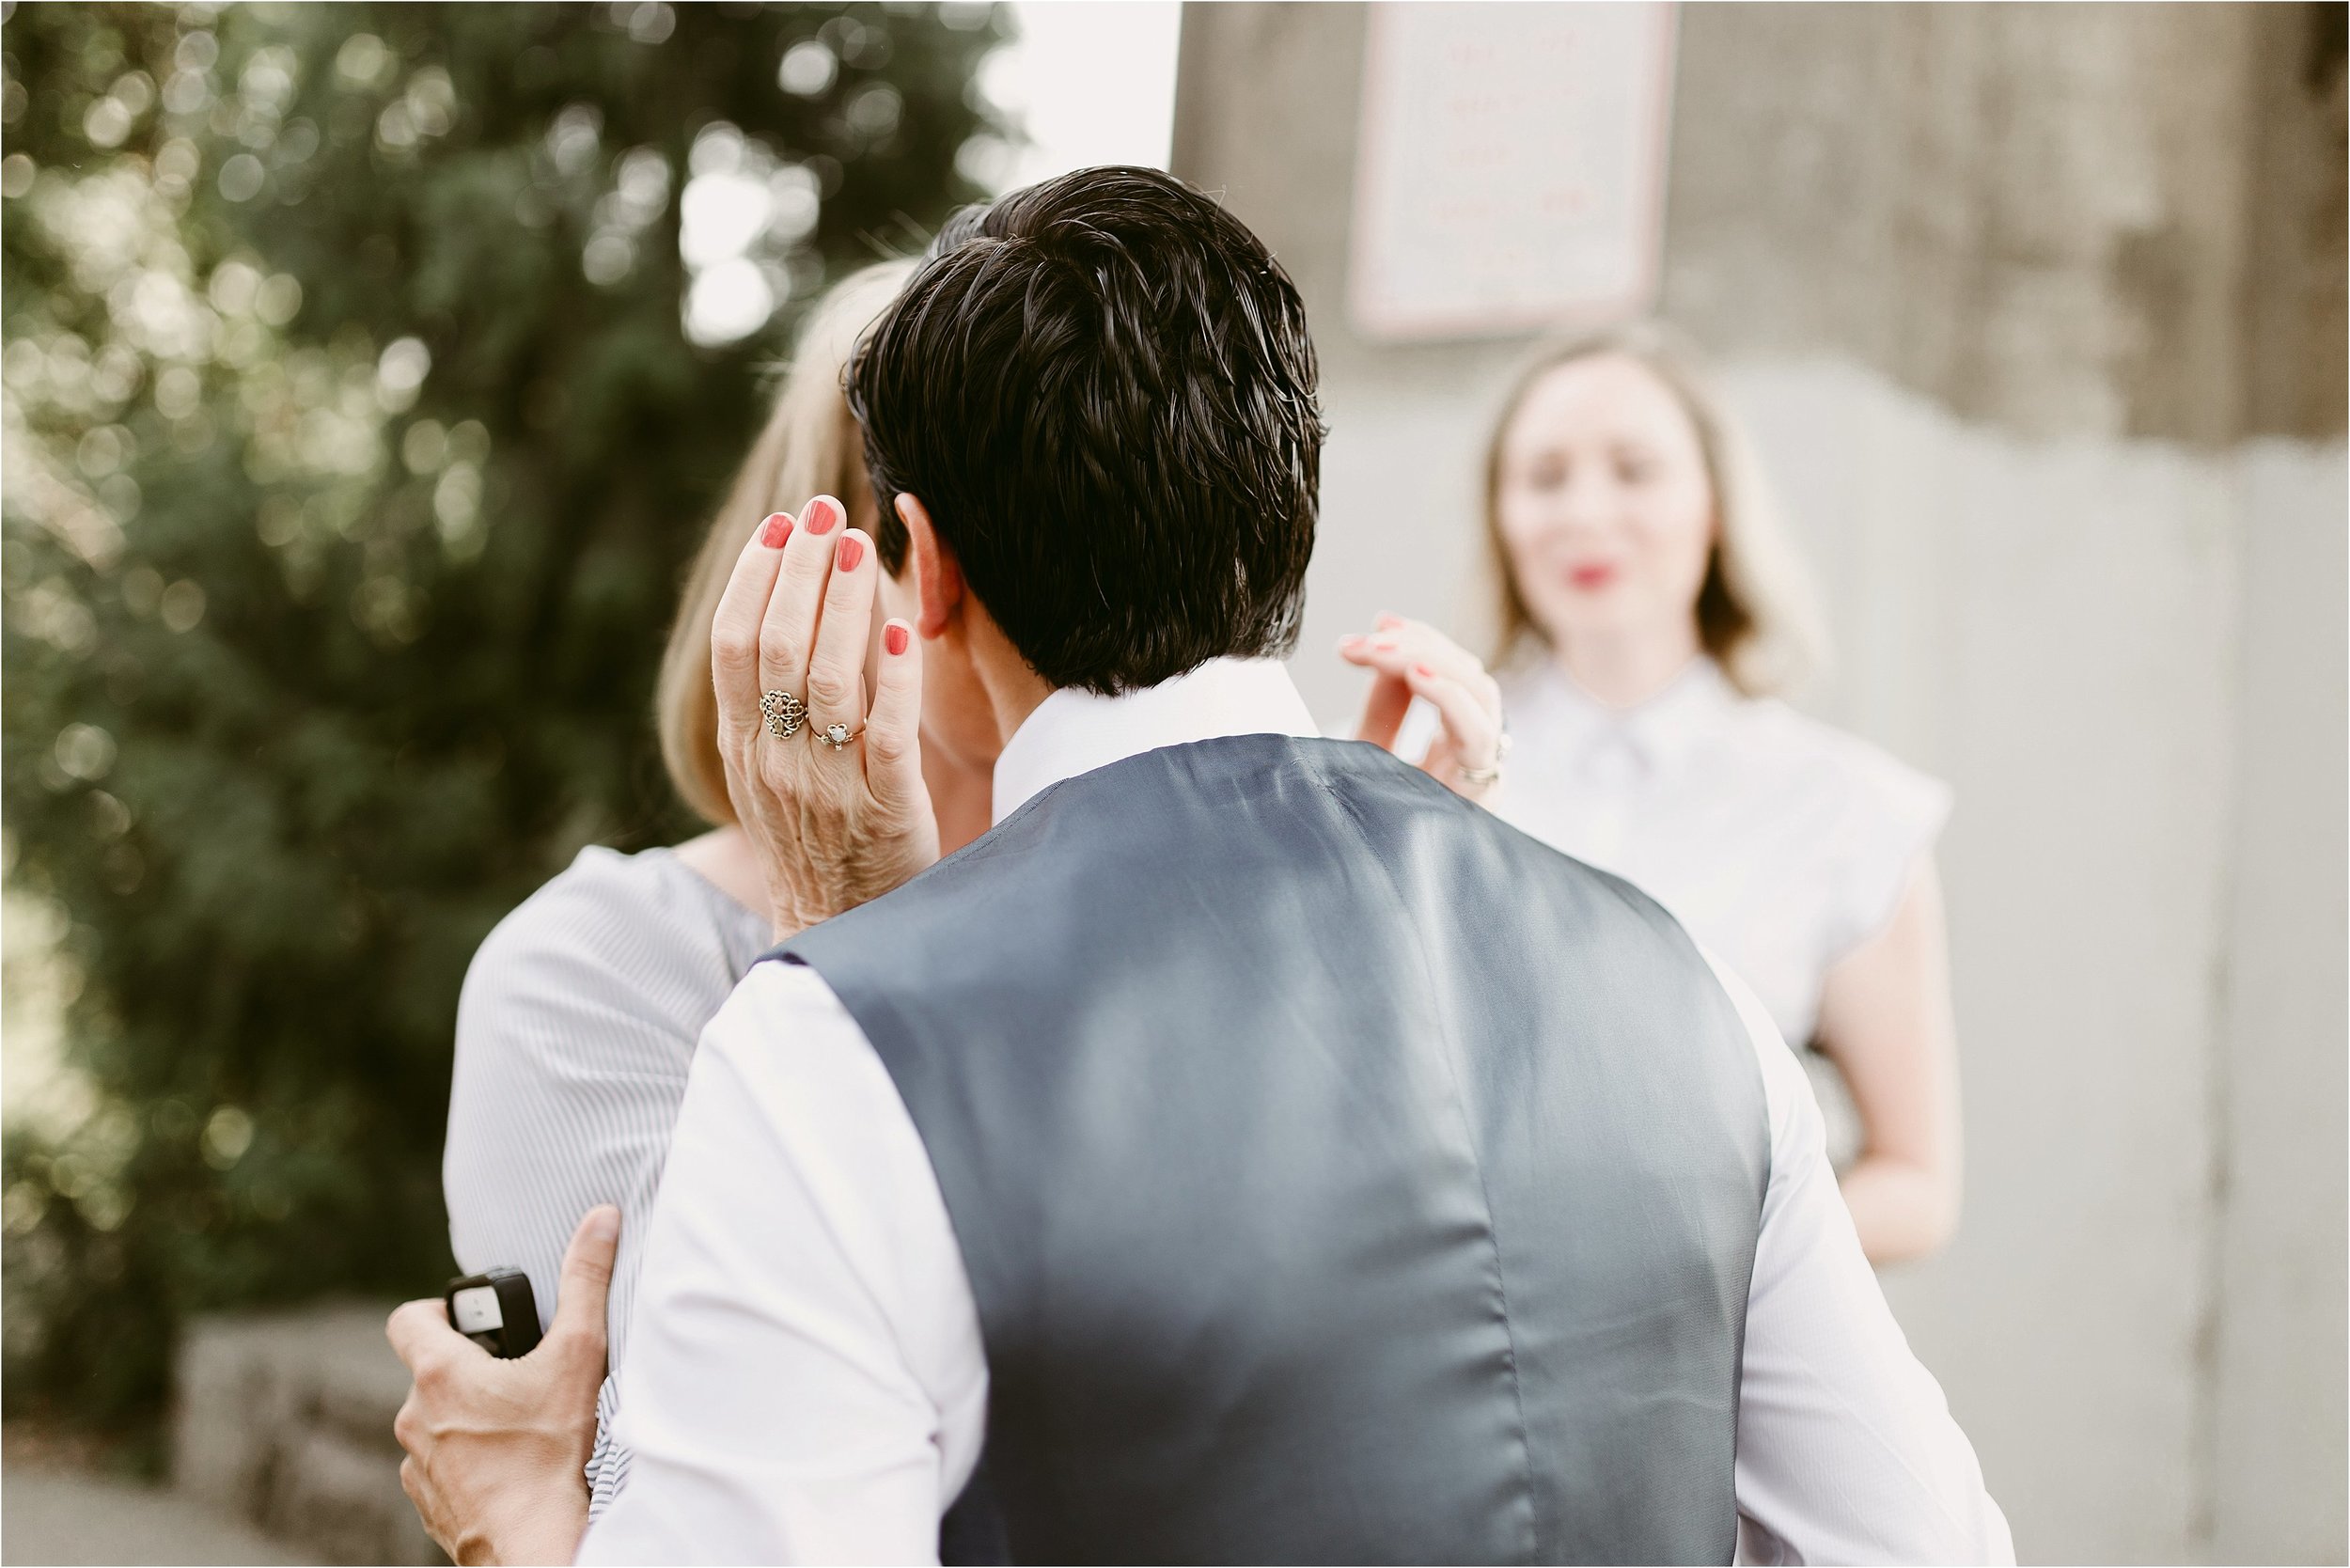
xmin=1 ymin=0 xmax=1005 ymax=1430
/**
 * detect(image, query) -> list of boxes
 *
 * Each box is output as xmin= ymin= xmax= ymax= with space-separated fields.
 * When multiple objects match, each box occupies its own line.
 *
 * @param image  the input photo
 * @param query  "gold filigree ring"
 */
xmin=760 ymin=690 xmax=807 ymax=739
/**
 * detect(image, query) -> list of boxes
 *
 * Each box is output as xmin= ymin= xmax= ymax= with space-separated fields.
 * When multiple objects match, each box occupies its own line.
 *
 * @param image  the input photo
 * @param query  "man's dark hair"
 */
xmin=848 ymin=165 xmax=1324 ymax=694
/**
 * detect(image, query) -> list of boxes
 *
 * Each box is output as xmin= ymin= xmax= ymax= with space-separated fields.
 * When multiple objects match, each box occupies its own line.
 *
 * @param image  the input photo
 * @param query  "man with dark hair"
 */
xmin=391 ymin=167 xmax=2009 ymax=1564
xmin=851 ymin=167 xmax=1323 ymax=694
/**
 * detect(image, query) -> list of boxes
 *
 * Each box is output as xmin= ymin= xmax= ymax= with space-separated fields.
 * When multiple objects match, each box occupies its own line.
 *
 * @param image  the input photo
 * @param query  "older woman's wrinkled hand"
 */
xmin=711 ymin=495 xmax=938 ymax=940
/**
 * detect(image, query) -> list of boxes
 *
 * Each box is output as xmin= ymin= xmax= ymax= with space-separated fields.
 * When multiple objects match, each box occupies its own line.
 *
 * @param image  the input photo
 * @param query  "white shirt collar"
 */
xmin=1525 ymin=654 xmax=1737 ymax=778
xmin=990 ymin=657 xmax=1321 ymax=825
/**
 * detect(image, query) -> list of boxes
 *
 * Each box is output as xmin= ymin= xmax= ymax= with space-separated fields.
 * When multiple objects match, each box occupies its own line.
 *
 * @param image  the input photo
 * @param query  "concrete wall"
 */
xmin=2210 ymin=443 xmax=2349 ymax=1564
xmin=1173 ymin=5 xmax=2347 ymax=1561
xmin=174 ymin=1306 xmax=438 ymax=1565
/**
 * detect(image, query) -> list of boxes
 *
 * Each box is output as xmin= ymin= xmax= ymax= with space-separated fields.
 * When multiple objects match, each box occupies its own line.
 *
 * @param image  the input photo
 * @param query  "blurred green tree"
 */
xmin=1 ymin=0 xmax=1008 ymax=1435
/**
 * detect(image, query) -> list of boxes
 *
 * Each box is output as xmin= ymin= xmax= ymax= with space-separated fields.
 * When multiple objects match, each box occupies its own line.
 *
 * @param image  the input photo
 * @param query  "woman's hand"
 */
xmin=711 ymin=495 xmax=937 ymax=940
xmin=1341 ymin=614 xmax=1508 ymax=804
xmin=385 ymin=1207 xmax=619 ymax=1566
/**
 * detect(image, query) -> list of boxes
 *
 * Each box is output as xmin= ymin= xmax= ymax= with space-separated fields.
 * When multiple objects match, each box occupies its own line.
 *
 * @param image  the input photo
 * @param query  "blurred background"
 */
xmin=1 ymin=4 xmax=2342 ymax=1564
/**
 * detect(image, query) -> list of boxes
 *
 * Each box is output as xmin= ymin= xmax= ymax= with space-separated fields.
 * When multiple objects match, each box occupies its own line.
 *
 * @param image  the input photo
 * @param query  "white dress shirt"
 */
xmin=580 ymin=657 xmax=2012 ymax=1567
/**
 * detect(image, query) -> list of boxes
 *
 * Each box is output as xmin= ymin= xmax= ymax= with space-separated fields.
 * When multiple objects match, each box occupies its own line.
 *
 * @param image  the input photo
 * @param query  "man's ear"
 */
xmin=898 ymin=494 xmax=964 ymax=638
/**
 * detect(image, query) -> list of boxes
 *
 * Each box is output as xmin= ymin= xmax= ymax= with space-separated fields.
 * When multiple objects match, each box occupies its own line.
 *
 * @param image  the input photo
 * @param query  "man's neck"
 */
xmin=964 ymin=605 xmax=1058 ymax=750
xmin=921 ymin=741 xmax=995 ymax=857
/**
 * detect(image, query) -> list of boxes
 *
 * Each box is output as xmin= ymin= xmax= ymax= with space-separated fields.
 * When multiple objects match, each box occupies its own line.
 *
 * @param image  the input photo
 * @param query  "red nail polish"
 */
xmin=760 ymin=513 xmax=792 ymax=548
xmin=835 ymin=534 xmax=864 ymax=572
xmin=804 ymin=497 xmax=837 ymax=535
xmin=885 ymin=621 xmax=909 ymax=656
xmin=1414 ymin=663 xmax=1434 ymax=678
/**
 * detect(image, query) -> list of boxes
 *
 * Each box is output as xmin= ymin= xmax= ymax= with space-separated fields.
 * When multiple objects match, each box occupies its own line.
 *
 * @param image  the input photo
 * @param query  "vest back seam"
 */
xmin=1312 ymin=768 xmax=1545 ymax=1563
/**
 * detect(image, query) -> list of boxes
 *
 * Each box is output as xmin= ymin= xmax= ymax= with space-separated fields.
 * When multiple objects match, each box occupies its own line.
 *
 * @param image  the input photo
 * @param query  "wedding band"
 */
xmin=760 ymin=690 xmax=807 ymax=739
xmin=1458 ymin=730 xmax=1512 ymax=790
xmin=814 ymin=721 xmax=860 ymax=751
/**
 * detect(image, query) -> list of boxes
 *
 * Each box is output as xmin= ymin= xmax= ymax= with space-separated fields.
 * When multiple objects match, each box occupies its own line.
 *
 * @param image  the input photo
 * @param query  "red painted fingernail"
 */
xmin=804 ymin=497 xmax=838 ymax=534
xmin=885 ymin=621 xmax=909 ymax=656
xmin=760 ymin=512 xmax=792 ymax=548
xmin=1414 ymin=663 xmax=1434 ymax=677
xmin=835 ymin=534 xmax=865 ymax=572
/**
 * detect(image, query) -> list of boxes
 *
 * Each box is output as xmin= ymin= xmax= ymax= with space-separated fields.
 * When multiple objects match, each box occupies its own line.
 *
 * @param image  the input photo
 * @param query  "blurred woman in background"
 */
xmin=1480 ymin=323 xmax=1962 ymax=1265
xmin=439 ymin=258 xmax=1511 ymax=1523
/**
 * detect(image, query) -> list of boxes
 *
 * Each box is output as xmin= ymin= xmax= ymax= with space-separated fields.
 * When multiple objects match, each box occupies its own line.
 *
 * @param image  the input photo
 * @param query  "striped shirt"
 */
xmin=445 ymin=844 xmax=772 ymax=1516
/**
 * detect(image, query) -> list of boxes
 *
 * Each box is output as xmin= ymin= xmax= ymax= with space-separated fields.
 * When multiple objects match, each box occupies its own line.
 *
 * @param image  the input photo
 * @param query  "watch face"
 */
xmin=449 ymin=1283 xmax=504 ymax=1336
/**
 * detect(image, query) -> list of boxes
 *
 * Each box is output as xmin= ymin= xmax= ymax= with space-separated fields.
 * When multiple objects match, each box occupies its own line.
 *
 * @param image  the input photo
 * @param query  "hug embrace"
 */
xmin=386 ymin=166 xmax=2012 ymax=1566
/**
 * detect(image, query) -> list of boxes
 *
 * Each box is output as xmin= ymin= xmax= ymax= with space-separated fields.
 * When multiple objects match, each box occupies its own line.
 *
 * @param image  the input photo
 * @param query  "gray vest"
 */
xmin=778 ymin=734 xmax=1770 ymax=1564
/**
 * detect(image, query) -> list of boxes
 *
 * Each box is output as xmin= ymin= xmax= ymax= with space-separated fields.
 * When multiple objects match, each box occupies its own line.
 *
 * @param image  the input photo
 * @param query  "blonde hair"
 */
xmin=1481 ymin=321 xmax=1826 ymax=698
xmin=656 ymin=260 xmax=915 ymax=825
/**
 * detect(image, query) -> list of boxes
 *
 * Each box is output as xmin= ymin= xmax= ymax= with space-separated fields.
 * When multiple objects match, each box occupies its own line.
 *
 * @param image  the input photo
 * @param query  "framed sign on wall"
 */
xmin=1349 ymin=2 xmax=1679 ymax=342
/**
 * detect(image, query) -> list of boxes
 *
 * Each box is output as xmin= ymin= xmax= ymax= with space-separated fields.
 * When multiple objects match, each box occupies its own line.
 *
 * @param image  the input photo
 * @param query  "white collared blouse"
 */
xmin=1492 ymin=656 xmax=1951 ymax=1052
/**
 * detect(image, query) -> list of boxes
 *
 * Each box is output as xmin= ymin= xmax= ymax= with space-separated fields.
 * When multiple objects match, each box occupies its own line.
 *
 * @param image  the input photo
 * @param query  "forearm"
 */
xmin=1817 ymin=859 xmax=1964 ymax=1267
xmin=1839 ymin=1151 xmax=1959 ymax=1264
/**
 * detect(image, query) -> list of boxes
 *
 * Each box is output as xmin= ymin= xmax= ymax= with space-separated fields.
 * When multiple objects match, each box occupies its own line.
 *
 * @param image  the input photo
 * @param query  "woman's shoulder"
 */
xmin=1719 ymin=695 xmax=1951 ymax=827
xmin=459 ymin=845 xmax=768 ymax=1046
xmin=1723 ymin=698 xmax=1951 ymax=960
xmin=446 ymin=846 xmax=764 ymax=1314
xmin=473 ymin=843 xmax=740 ymax=965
